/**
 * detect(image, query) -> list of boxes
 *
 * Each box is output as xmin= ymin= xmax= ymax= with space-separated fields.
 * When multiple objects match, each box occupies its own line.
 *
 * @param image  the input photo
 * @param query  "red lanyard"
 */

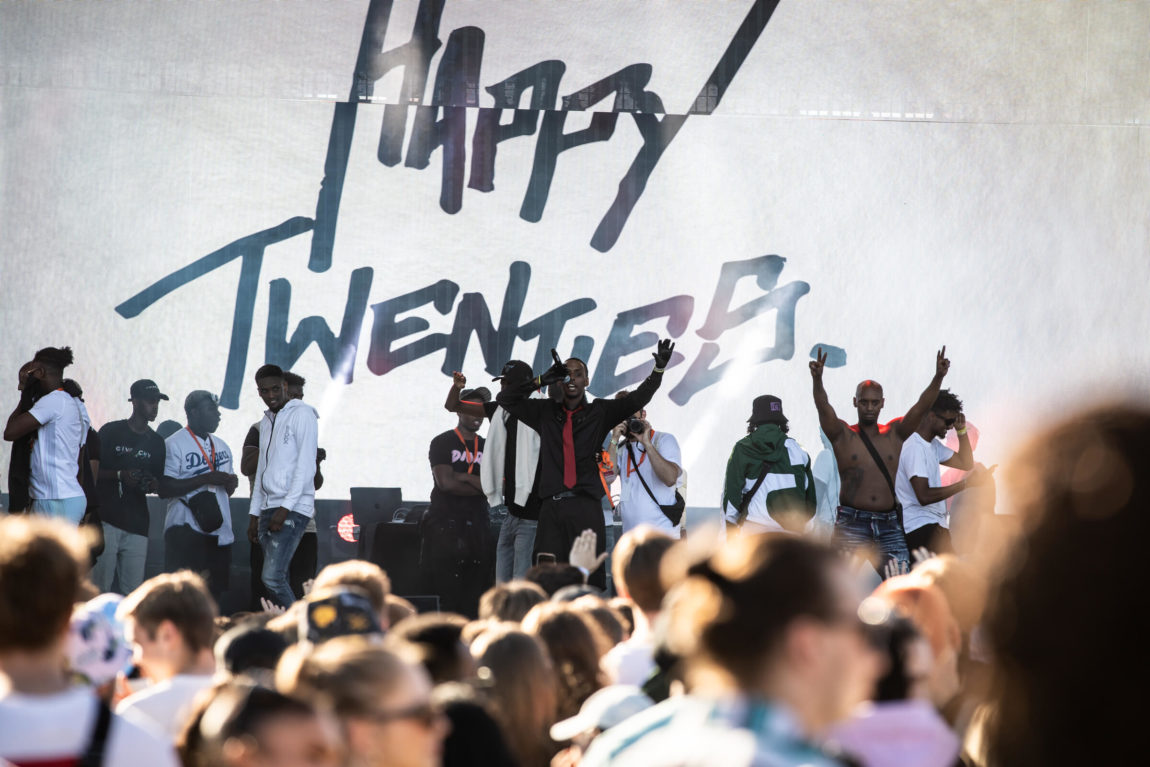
xmin=625 ymin=432 xmax=654 ymax=476
xmin=186 ymin=426 xmax=216 ymax=471
xmin=453 ymin=428 xmax=478 ymax=474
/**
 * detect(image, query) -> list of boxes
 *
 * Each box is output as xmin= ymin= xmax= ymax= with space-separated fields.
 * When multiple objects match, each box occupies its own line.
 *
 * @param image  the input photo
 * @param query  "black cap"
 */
xmin=748 ymin=395 xmax=787 ymax=427
xmin=129 ymin=379 xmax=169 ymax=401
xmin=459 ymin=387 xmax=492 ymax=404
xmin=492 ymin=360 xmax=533 ymax=386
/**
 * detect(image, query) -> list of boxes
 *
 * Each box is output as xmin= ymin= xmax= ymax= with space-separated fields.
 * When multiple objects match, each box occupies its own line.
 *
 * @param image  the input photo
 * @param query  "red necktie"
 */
xmin=563 ymin=408 xmax=580 ymax=488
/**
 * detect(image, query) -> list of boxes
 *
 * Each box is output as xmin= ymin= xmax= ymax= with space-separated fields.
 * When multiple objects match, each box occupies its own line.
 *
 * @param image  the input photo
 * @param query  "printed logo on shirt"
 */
xmin=114 ymin=445 xmax=155 ymax=462
xmin=451 ymin=449 xmax=483 ymax=464
xmin=183 ymin=449 xmax=232 ymax=472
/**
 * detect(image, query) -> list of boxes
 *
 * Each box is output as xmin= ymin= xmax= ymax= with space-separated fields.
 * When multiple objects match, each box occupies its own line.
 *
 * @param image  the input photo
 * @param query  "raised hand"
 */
xmin=809 ymin=347 xmax=828 ymax=380
xmin=936 ymin=346 xmax=950 ymax=378
xmin=452 ymin=371 xmax=466 ymax=390
xmin=537 ymin=349 xmax=570 ymax=386
xmin=652 ymin=338 xmax=675 ymax=369
xmin=569 ymin=529 xmax=608 ymax=575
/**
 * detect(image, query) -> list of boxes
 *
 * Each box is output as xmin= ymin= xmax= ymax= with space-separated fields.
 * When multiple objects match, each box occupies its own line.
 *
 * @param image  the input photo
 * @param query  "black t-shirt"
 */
xmin=428 ymin=429 xmax=488 ymax=517
xmin=95 ymin=420 xmax=165 ymax=535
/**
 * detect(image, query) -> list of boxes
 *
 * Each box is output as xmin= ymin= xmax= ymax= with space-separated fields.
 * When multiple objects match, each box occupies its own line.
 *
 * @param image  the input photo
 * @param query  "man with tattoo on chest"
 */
xmin=809 ymin=346 xmax=950 ymax=575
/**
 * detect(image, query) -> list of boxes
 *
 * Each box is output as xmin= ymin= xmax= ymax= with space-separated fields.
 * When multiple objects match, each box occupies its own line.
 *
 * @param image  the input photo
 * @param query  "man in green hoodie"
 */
xmin=722 ymin=396 xmax=816 ymax=535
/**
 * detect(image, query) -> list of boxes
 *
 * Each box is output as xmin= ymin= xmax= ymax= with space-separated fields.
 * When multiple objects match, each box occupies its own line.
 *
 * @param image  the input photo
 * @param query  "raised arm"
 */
xmin=895 ymin=347 xmax=949 ymax=440
xmin=809 ymin=348 xmax=845 ymax=442
xmin=940 ymin=412 xmax=974 ymax=470
xmin=445 ymin=371 xmax=488 ymax=419
xmin=602 ymin=340 xmax=674 ymax=425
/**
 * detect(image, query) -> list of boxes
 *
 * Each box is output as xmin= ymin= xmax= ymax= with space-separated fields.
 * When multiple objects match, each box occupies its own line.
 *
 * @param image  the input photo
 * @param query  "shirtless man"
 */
xmin=809 ymin=346 xmax=950 ymax=575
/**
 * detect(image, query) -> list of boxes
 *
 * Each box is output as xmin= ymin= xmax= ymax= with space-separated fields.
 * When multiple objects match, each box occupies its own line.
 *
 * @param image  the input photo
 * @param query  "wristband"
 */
xmin=575 ymin=565 xmax=590 ymax=581
xmin=956 ymin=427 xmax=967 ymax=436
xmin=653 ymin=366 xmax=665 ymax=374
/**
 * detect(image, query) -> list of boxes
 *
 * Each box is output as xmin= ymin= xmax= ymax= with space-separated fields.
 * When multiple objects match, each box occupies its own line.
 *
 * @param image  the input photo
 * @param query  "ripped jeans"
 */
xmin=257 ymin=508 xmax=310 ymax=608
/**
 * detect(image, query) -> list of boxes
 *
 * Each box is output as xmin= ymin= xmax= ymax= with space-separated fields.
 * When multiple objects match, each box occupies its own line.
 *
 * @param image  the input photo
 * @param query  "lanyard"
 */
xmin=625 ymin=431 xmax=654 ymax=476
xmin=186 ymin=426 xmax=216 ymax=471
xmin=453 ymin=428 xmax=479 ymax=474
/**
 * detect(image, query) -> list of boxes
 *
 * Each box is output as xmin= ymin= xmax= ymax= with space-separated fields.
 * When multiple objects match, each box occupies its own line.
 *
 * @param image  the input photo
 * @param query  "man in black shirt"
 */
xmin=424 ymin=387 xmax=491 ymax=617
xmin=496 ymin=339 xmax=674 ymax=589
xmin=90 ymin=379 xmax=168 ymax=594
xmin=446 ymin=360 xmax=543 ymax=582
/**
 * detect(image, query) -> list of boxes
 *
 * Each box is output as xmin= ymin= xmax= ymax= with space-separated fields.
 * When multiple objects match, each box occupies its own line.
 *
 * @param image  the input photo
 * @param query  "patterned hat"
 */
xmin=66 ymin=594 xmax=133 ymax=687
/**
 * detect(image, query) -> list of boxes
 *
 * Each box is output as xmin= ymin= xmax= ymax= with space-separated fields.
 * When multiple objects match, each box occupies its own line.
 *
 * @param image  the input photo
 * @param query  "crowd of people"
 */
xmin=1 ymin=342 xmax=1144 ymax=765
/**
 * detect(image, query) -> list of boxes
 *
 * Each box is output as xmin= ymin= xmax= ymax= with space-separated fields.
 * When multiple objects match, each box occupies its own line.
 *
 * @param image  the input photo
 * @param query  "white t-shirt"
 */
xmin=896 ymin=434 xmax=956 ymax=533
xmin=617 ymin=432 xmax=683 ymax=534
xmin=27 ymin=390 xmax=87 ymax=501
xmin=116 ymin=673 xmax=216 ymax=741
xmin=163 ymin=429 xmax=235 ymax=545
xmin=0 ymin=686 xmax=179 ymax=766
xmin=602 ymin=625 xmax=656 ymax=686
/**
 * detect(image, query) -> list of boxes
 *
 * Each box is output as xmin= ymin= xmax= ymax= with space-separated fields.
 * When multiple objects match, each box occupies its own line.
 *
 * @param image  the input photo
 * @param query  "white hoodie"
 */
xmin=250 ymin=398 xmax=319 ymax=518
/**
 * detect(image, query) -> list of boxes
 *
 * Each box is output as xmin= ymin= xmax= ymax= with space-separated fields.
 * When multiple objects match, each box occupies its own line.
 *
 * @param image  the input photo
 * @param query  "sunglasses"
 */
xmin=934 ymin=414 xmax=956 ymax=427
xmin=364 ymin=702 xmax=442 ymax=728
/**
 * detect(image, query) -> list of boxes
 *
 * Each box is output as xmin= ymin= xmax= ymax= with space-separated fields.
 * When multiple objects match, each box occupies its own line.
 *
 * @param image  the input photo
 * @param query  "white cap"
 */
xmin=549 ymin=685 xmax=653 ymax=742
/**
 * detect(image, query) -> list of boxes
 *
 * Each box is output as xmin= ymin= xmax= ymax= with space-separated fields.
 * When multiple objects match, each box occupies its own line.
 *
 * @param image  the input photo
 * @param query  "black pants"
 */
xmin=164 ymin=525 xmax=231 ymax=602
xmin=249 ymin=531 xmax=318 ymax=610
xmin=421 ymin=506 xmax=492 ymax=618
xmin=905 ymin=523 xmax=954 ymax=556
xmin=534 ymin=494 xmax=606 ymax=590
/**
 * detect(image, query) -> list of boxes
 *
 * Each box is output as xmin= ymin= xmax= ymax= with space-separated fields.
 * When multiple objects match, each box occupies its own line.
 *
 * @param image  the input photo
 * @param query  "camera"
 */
xmin=626 ymin=417 xmax=645 ymax=434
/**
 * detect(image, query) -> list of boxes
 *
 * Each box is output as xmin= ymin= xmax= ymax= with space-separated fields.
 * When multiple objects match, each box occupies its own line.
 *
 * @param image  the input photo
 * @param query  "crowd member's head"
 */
xmin=872 ymin=577 xmax=961 ymax=708
xmin=525 ymin=562 xmax=585 ymax=596
xmin=385 ymin=594 xmax=417 ymax=628
xmin=23 ymin=346 xmax=74 ymax=394
xmin=550 ymin=583 xmax=602 ymax=603
xmin=924 ymin=389 xmax=963 ymax=440
xmin=179 ymin=681 xmax=339 ymax=767
xmin=982 ymin=406 xmax=1149 ymax=766
xmin=300 ymin=588 xmax=383 ymax=644
xmin=431 ymin=682 xmax=519 ymax=767
xmin=129 ymin=378 xmax=169 ymax=423
xmin=455 ymin=387 xmax=488 ymax=434
xmin=853 ymin=379 xmax=885 ymax=426
xmin=664 ymin=535 xmax=881 ymax=736
xmin=608 ymin=598 xmax=635 ymax=638
xmin=746 ymin=394 xmax=789 ymax=434
xmin=561 ymin=358 xmax=589 ymax=406
xmin=522 ymin=602 xmax=608 ymax=720
xmin=572 ymin=596 xmax=627 ymax=648
xmin=278 ymin=637 xmax=446 ymax=767
xmin=312 ymin=560 xmax=392 ymax=627
xmin=254 ymin=364 xmax=287 ymax=413
xmin=215 ymin=623 xmax=289 ymax=683
xmin=478 ymin=581 xmax=548 ymax=623
xmin=384 ymin=613 xmax=472 ymax=684
xmin=911 ymin=554 xmax=987 ymax=639
xmin=118 ymin=570 xmax=218 ymax=682
xmin=157 ymin=419 xmax=184 ymax=439
xmin=612 ymin=526 xmax=676 ymax=619
xmin=184 ymin=390 xmax=222 ymax=436
xmin=471 ymin=625 xmax=558 ymax=767
xmin=0 ymin=516 xmax=87 ymax=669
xmin=283 ymin=371 xmax=306 ymax=401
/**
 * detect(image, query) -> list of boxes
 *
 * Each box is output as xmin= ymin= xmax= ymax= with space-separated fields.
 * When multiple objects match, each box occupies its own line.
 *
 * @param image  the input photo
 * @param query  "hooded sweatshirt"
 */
xmin=250 ymin=398 xmax=319 ymax=518
xmin=721 ymin=424 xmax=815 ymax=530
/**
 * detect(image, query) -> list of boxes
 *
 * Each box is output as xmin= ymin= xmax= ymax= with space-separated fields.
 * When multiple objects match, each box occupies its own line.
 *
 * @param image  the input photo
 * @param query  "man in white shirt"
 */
xmin=895 ymin=389 xmax=991 ymax=554
xmin=246 ymin=364 xmax=319 ymax=608
xmin=3 ymin=347 xmax=88 ymax=523
xmin=609 ymin=393 xmax=683 ymax=537
xmin=116 ymin=571 xmax=219 ymax=740
xmin=158 ymin=391 xmax=239 ymax=602
xmin=0 ymin=516 xmax=178 ymax=765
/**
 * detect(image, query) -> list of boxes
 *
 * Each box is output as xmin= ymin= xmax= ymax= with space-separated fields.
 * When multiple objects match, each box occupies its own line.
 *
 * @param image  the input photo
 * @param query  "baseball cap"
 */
xmin=300 ymin=587 xmax=383 ymax=644
xmin=492 ymin=360 xmax=533 ymax=386
xmin=459 ymin=386 xmax=492 ymax=404
xmin=184 ymin=390 xmax=220 ymax=413
xmin=747 ymin=395 xmax=787 ymax=427
xmin=66 ymin=594 xmax=133 ymax=687
xmin=550 ymin=685 xmax=653 ymax=742
xmin=129 ymin=379 xmax=169 ymax=401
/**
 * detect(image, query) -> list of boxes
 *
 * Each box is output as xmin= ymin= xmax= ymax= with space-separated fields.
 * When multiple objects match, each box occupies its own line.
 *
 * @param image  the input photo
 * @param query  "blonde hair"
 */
xmin=312 ymin=560 xmax=391 ymax=617
xmin=276 ymin=636 xmax=410 ymax=718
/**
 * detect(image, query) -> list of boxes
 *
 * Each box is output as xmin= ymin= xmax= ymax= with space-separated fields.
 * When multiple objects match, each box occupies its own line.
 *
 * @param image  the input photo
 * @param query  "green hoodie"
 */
xmin=721 ymin=424 xmax=815 ymax=526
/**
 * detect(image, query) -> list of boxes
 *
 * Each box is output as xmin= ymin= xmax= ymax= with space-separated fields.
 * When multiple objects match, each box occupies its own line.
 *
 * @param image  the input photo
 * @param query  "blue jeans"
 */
xmin=31 ymin=497 xmax=86 ymax=524
xmin=833 ymin=506 xmax=909 ymax=577
xmin=496 ymin=513 xmax=538 ymax=583
xmin=257 ymin=509 xmax=310 ymax=608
